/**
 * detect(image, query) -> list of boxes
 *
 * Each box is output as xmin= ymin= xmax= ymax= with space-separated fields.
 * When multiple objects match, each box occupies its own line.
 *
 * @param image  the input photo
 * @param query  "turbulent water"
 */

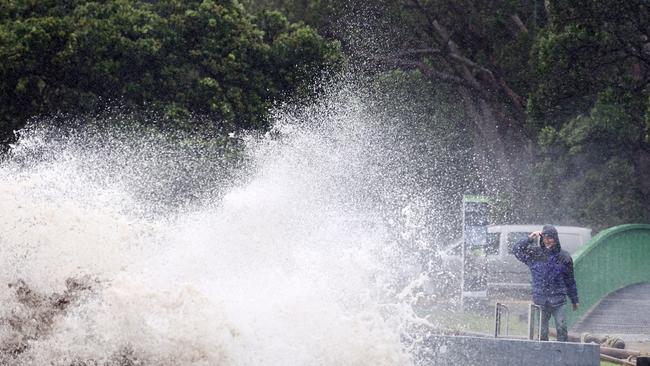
xmin=0 ymin=84 xmax=457 ymax=365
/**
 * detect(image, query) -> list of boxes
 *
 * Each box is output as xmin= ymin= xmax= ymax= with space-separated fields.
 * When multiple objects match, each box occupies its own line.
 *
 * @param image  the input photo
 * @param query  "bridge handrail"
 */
xmin=567 ymin=224 xmax=650 ymax=329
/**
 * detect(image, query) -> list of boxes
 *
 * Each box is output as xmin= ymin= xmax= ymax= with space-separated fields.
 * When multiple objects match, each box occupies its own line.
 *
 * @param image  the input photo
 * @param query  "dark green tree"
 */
xmin=527 ymin=0 xmax=650 ymax=228
xmin=0 ymin=0 xmax=342 ymax=144
xmin=248 ymin=0 xmax=650 ymax=229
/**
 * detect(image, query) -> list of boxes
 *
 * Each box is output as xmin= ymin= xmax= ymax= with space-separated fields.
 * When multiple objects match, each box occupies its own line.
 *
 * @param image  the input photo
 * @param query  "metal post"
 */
xmin=502 ymin=303 xmax=509 ymax=337
xmin=494 ymin=303 xmax=500 ymax=338
xmin=528 ymin=303 xmax=542 ymax=340
xmin=461 ymin=195 xmax=489 ymax=311
xmin=494 ymin=302 xmax=509 ymax=338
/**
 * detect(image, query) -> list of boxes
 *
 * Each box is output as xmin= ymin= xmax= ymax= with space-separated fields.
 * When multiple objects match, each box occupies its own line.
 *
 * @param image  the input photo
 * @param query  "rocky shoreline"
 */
xmin=0 ymin=277 xmax=145 ymax=365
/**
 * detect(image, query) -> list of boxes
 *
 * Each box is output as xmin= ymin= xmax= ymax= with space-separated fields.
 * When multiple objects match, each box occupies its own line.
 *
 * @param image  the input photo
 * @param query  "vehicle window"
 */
xmin=485 ymin=232 xmax=500 ymax=255
xmin=507 ymin=232 xmax=530 ymax=253
xmin=559 ymin=233 xmax=580 ymax=254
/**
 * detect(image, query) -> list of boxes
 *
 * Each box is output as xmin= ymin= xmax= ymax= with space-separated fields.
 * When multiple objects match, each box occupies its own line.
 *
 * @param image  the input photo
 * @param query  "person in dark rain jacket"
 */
xmin=512 ymin=225 xmax=580 ymax=341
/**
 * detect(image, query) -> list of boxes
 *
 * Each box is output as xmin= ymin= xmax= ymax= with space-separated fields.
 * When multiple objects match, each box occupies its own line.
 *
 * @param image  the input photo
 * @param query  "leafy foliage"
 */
xmin=0 ymin=0 xmax=342 ymax=144
xmin=256 ymin=0 xmax=650 ymax=229
xmin=528 ymin=0 xmax=650 ymax=228
xmin=1 ymin=0 xmax=649 ymax=230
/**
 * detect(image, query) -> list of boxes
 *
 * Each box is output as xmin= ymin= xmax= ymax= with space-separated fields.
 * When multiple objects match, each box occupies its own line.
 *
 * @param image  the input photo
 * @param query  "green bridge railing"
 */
xmin=567 ymin=224 xmax=650 ymax=329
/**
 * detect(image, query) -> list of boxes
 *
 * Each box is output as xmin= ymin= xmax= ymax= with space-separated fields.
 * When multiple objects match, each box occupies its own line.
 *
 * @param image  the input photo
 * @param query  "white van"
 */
xmin=436 ymin=225 xmax=592 ymax=297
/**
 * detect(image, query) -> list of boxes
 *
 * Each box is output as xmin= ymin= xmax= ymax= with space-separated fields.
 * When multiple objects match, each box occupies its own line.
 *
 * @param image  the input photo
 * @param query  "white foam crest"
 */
xmin=0 ymin=143 xmax=160 ymax=293
xmin=0 ymin=85 xmax=442 ymax=365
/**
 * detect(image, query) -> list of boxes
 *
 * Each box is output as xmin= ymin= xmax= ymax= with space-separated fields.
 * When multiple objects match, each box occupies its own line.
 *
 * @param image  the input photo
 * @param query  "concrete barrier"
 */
xmin=416 ymin=335 xmax=599 ymax=365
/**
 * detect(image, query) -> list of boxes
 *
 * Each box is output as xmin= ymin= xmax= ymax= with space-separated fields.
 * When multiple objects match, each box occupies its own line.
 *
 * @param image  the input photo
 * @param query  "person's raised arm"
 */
xmin=512 ymin=231 xmax=540 ymax=265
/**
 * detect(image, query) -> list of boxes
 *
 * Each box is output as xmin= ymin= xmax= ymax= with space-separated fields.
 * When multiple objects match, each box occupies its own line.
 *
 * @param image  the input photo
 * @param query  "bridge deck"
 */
xmin=573 ymin=282 xmax=650 ymax=339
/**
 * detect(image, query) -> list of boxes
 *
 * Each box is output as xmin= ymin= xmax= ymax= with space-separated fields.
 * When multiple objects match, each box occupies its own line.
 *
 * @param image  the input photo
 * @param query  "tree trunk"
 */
xmin=458 ymin=87 xmax=518 ymax=195
xmin=634 ymin=147 xmax=650 ymax=219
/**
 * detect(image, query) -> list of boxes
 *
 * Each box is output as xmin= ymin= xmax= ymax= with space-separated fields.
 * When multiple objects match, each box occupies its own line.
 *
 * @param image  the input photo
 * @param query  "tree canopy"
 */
xmin=247 ymin=0 xmax=650 ymax=229
xmin=0 ymin=0 xmax=342 ymax=143
xmin=527 ymin=0 xmax=650 ymax=228
xmin=1 ymin=0 xmax=648 ymax=230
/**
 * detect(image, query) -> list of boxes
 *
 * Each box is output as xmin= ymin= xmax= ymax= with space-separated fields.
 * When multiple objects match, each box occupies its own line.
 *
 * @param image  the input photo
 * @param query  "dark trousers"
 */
xmin=540 ymin=302 xmax=568 ymax=341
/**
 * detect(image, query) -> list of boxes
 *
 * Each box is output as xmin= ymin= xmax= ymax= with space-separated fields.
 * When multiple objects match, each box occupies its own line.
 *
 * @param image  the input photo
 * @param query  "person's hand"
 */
xmin=528 ymin=231 xmax=542 ymax=240
xmin=573 ymin=303 xmax=579 ymax=311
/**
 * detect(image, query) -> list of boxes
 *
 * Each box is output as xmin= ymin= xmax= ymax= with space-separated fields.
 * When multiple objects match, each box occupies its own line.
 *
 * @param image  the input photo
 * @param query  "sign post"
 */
xmin=461 ymin=195 xmax=489 ymax=311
